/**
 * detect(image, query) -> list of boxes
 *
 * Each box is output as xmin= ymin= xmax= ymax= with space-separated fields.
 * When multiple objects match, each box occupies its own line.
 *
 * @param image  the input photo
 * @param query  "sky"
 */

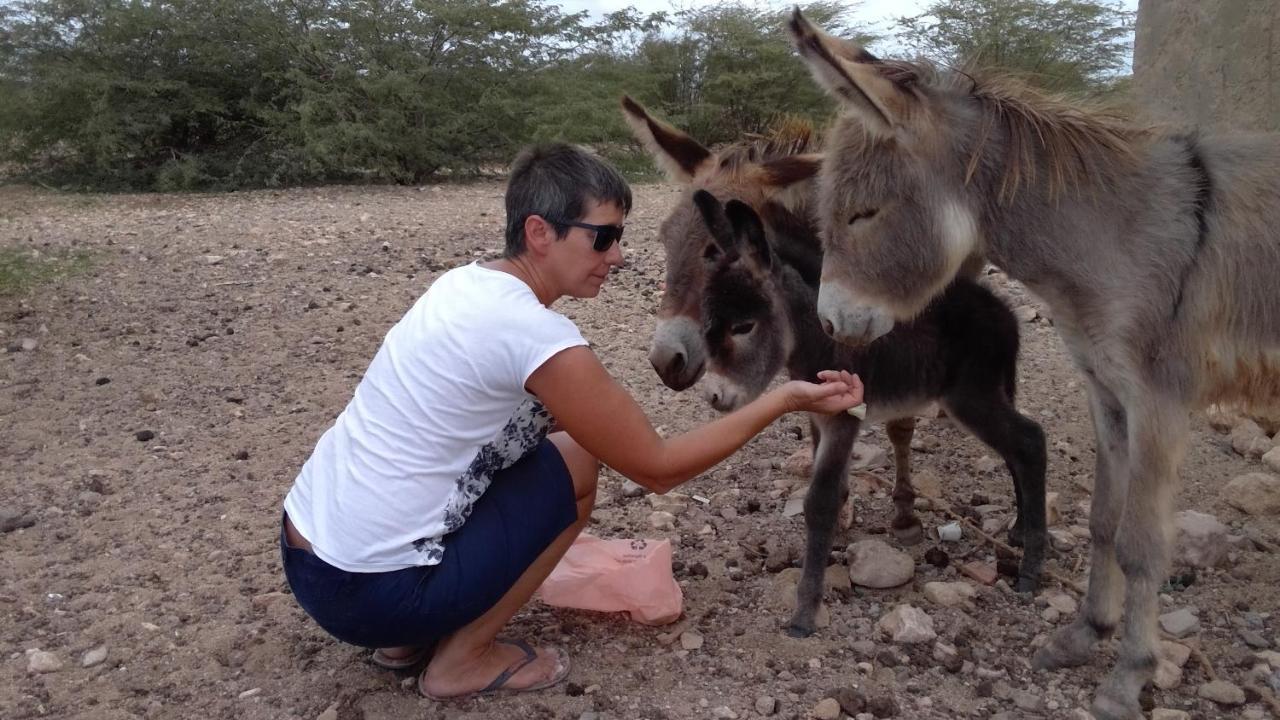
xmin=556 ymin=0 xmax=1141 ymax=49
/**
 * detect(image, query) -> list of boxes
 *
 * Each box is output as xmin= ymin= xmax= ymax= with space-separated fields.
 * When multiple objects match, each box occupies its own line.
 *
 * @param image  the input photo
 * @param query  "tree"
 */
xmin=895 ymin=0 xmax=1135 ymax=94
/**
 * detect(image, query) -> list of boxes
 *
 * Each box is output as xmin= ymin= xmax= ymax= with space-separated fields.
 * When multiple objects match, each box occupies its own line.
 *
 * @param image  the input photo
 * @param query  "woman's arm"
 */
xmin=526 ymin=346 xmax=862 ymax=494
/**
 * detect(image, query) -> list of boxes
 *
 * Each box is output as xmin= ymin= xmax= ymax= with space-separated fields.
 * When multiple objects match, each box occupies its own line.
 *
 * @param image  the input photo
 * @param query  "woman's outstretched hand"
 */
xmin=781 ymin=370 xmax=864 ymax=415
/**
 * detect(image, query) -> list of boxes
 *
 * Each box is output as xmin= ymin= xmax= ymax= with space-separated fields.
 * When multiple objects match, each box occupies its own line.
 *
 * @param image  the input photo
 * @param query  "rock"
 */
xmin=1045 ymin=491 xmax=1061 ymax=526
xmin=1264 ymin=446 xmax=1280 ymax=473
xmin=81 ymin=645 xmax=108 ymax=668
xmin=849 ymin=442 xmax=887 ymax=470
xmin=711 ymin=707 xmax=737 ymax=719
xmin=847 ymin=539 xmax=914 ymax=588
xmin=1197 ymin=680 xmax=1245 ymax=706
xmin=1048 ymin=528 xmax=1077 ymax=551
xmin=782 ymin=491 xmax=806 ymax=518
xmin=1151 ymin=710 xmax=1190 ymax=720
xmin=251 ymin=591 xmax=289 ymax=609
xmin=1232 ymin=419 xmax=1273 ymax=459
xmin=1175 ymin=510 xmax=1230 ymax=567
xmin=812 ymin=697 xmax=841 ymax=720
xmin=203 ymin=254 xmax=226 ymax=265
xmin=922 ymin=581 xmax=976 ymax=607
xmin=1011 ymin=689 xmax=1044 ymax=712
xmin=238 ymin=688 xmax=262 ymax=700
xmin=1153 ymin=659 xmax=1183 ymax=689
xmin=134 ymin=429 xmax=156 ymax=442
xmin=679 ymin=630 xmax=703 ymax=651
xmin=20 ymin=337 xmax=39 ymax=351
xmin=754 ymin=696 xmax=778 ymax=716
xmin=648 ymin=511 xmax=675 ymax=530
xmin=0 ymin=508 xmax=36 ymax=533
xmin=1045 ymin=592 xmax=1077 ymax=616
xmin=26 ymin=650 xmax=62 ymax=673
xmin=316 ymin=703 xmax=339 ymax=720
xmin=647 ymin=492 xmax=689 ymax=515
xmin=959 ymin=561 xmax=998 ymax=585
xmin=783 ymin=448 xmax=813 ymax=477
xmin=973 ymin=456 xmax=1000 ymax=474
xmin=1014 ymin=305 xmax=1038 ymax=323
xmin=1159 ymin=608 xmax=1201 ymax=638
xmin=1223 ymin=473 xmax=1280 ymax=515
xmin=620 ymin=479 xmax=646 ymax=498
xmin=876 ymin=604 xmax=936 ymax=644
xmin=1162 ymin=640 xmax=1192 ymax=667
xmin=1206 ymin=405 xmax=1240 ymax=433
xmin=832 ymin=687 xmax=866 ymax=715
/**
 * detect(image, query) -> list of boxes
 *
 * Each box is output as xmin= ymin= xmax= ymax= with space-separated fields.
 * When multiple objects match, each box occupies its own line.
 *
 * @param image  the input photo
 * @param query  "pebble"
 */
xmin=81 ymin=645 xmax=108 ymax=668
xmin=1175 ymin=510 xmax=1230 ymax=568
xmin=1012 ymin=689 xmax=1044 ymax=712
xmin=959 ymin=561 xmax=997 ymax=585
xmin=26 ymin=649 xmax=62 ymax=673
xmin=680 ymin=630 xmax=703 ymax=651
xmin=20 ymin=337 xmax=39 ymax=351
xmin=812 ymin=697 xmax=841 ymax=720
xmin=316 ymin=703 xmax=339 ymax=720
xmin=754 ymin=695 xmax=777 ymax=716
xmin=876 ymin=604 xmax=937 ymax=644
xmin=1223 ymin=472 xmax=1280 ymax=515
xmin=1158 ymin=608 xmax=1201 ymax=638
xmin=647 ymin=492 xmax=688 ymax=515
xmin=922 ymin=581 xmax=975 ymax=608
xmin=1151 ymin=711 xmax=1189 ymax=720
xmin=711 ymin=707 xmax=737 ymax=719
xmin=648 ymin=511 xmax=675 ymax=530
xmin=847 ymin=539 xmax=914 ymax=588
xmin=238 ymin=688 xmax=262 ymax=700
xmin=620 ymin=479 xmax=646 ymax=498
xmin=1153 ymin=659 xmax=1183 ymax=689
xmin=0 ymin=508 xmax=36 ymax=533
xmin=1264 ymin=445 xmax=1280 ymax=473
xmin=1197 ymin=679 xmax=1245 ymax=706
xmin=1045 ymin=591 xmax=1077 ymax=616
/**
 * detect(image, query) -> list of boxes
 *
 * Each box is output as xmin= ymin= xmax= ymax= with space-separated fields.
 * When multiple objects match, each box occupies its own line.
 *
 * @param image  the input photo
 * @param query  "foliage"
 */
xmin=0 ymin=245 xmax=91 ymax=295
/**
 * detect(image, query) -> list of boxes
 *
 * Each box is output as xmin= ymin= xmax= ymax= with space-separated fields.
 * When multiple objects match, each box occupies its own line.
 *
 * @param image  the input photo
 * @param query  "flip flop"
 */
xmin=371 ymin=645 xmax=433 ymax=671
xmin=418 ymin=638 xmax=571 ymax=701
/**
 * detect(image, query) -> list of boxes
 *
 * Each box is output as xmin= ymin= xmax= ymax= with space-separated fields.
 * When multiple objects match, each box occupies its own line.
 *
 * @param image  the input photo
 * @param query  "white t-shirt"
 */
xmin=284 ymin=263 xmax=588 ymax=572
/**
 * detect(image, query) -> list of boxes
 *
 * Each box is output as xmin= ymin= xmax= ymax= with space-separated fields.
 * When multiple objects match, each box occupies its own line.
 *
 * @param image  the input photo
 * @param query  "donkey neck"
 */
xmin=769 ymin=263 xmax=841 ymax=381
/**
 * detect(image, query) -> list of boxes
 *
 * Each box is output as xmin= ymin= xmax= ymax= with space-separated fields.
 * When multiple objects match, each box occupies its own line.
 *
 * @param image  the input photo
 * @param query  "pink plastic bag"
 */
xmin=538 ymin=533 xmax=683 ymax=625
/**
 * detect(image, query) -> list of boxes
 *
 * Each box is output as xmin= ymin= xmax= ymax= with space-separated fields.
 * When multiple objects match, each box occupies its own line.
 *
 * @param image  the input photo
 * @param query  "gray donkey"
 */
xmin=789 ymin=10 xmax=1280 ymax=719
xmin=692 ymin=190 xmax=1047 ymax=636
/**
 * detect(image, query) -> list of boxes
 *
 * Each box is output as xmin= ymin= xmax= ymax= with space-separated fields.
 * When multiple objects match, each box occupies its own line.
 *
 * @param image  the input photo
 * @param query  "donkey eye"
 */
xmin=703 ymin=244 xmax=721 ymax=260
xmin=731 ymin=322 xmax=755 ymax=336
xmin=849 ymin=208 xmax=878 ymax=224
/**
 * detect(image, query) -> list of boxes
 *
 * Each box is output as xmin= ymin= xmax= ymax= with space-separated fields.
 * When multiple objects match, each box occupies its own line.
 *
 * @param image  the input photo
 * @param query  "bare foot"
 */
xmin=420 ymin=639 xmax=568 ymax=699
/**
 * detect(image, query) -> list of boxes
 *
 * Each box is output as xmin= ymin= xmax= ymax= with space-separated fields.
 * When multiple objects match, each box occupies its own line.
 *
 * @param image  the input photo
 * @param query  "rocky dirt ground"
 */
xmin=2 ymin=183 xmax=1279 ymax=720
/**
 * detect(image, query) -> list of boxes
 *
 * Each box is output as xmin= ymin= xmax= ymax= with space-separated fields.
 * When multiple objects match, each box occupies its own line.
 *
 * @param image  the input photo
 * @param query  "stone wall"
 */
xmin=1133 ymin=0 xmax=1279 ymax=133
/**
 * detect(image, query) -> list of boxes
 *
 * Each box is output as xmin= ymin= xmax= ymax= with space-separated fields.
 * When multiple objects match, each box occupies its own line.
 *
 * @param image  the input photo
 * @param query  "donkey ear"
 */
xmin=621 ymin=96 xmax=713 ymax=182
xmin=758 ymin=153 xmax=822 ymax=189
xmin=787 ymin=10 xmax=899 ymax=134
xmin=724 ymin=200 xmax=771 ymax=270
xmin=692 ymin=189 xmax=735 ymax=256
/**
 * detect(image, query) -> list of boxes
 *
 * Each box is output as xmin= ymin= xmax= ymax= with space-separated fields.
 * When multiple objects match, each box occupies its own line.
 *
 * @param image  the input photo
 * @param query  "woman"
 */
xmin=280 ymin=143 xmax=863 ymax=700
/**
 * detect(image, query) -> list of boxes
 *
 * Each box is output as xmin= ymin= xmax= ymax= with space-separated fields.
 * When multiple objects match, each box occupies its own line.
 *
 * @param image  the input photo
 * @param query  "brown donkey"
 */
xmin=623 ymin=97 xmax=1047 ymax=635
xmin=789 ymin=10 xmax=1280 ymax=719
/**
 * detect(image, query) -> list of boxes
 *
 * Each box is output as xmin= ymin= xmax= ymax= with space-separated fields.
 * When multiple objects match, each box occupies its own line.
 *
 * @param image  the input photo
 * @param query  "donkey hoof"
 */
xmin=891 ymin=521 xmax=924 ymax=546
xmin=784 ymin=622 xmax=816 ymax=638
xmin=1014 ymin=575 xmax=1041 ymax=594
xmin=1006 ymin=525 xmax=1025 ymax=548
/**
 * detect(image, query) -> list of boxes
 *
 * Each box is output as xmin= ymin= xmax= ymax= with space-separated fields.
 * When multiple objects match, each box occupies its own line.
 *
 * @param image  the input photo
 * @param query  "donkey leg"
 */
xmin=787 ymin=414 xmax=858 ymax=638
xmin=1092 ymin=400 xmax=1188 ymax=720
xmin=885 ymin=417 xmax=923 ymax=545
xmin=1034 ymin=379 xmax=1128 ymax=670
xmin=944 ymin=393 xmax=1047 ymax=592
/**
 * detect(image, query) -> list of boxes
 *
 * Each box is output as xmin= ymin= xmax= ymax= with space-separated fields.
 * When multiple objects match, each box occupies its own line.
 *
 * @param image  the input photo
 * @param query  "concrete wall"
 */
xmin=1133 ymin=0 xmax=1279 ymax=133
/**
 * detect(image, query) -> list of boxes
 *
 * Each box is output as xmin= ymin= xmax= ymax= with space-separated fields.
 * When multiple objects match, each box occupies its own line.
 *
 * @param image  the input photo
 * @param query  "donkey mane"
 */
xmin=896 ymin=59 xmax=1146 ymax=201
xmin=714 ymin=115 xmax=817 ymax=178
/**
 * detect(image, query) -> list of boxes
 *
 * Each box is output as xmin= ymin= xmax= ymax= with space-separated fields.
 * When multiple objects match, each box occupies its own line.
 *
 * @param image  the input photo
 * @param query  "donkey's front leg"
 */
xmin=885 ymin=417 xmax=923 ymax=545
xmin=1091 ymin=398 xmax=1188 ymax=720
xmin=1034 ymin=377 xmax=1128 ymax=670
xmin=787 ymin=413 xmax=859 ymax=638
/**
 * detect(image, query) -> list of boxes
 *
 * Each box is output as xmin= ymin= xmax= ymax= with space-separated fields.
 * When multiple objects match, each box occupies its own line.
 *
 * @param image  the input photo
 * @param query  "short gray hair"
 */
xmin=504 ymin=143 xmax=633 ymax=257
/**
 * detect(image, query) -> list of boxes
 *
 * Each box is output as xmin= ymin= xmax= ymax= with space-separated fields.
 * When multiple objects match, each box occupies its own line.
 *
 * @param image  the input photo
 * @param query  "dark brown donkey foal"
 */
xmin=693 ymin=191 xmax=1047 ymax=636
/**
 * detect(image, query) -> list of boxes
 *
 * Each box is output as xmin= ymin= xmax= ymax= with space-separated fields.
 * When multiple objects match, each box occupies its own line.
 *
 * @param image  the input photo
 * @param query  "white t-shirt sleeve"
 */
xmin=506 ymin=307 xmax=589 ymax=390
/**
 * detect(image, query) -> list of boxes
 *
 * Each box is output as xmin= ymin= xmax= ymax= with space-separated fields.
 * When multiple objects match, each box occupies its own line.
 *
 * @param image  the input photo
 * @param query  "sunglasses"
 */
xmin=544 ymin=216 xmax=625 ymax=252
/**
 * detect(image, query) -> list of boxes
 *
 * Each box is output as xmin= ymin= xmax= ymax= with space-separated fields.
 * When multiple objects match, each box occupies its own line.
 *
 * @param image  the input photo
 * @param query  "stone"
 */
xmin=1151 ymin=710 xmax=1190 ymax=720
xmin=1162 ymin=640 xmax=1193 ymax=667
xmin=754 ymin=696 xmax=777 ymax=716
xmin=648 ymin=511 xmax=675 ymax=530
xmin=0 ymin=508 xmax=36 ymax=534
xmin=922 ymin=581 xmax=976 ymax=607
xmin=203 ymin=254 xmax=226 ymax=265
xmin=847 ymin=539 xmax=914 ymax=588
xmin=783 ymin=447 xmax=813 ymax=477
xmin=81 ymin=645 xmax=108 ymax=668
xmin=973 ymin=456 xmax=1000 ymax=474
xmin=1231 ymin=419 xmax=1268 ymax=457
xmin=1045 ymin=491 xmax=1061 ymax=526
xmin=1048 ymin=527 xmax=1077 ymax=550
xmin=1175 ymin=510 xmax=1231 ymax=567
xmin=316 ymin=703 xmax=339 ymax=720
xmin=959 ymin=561 xmax=997 ymax=585
xmin=812 ymin=698 xmax=841 ymax=720
xmin=1264 ymin=445 xmax=1280 ymax=473
xmin=1197 ymin=680 xmax=1246 ymax=706
xmin=620 ymin=479 xmax=645 ymax=498
xmin=1011 ymin=689 xmax=1044 ymax=712
xmin=1045 ymin=591 xmax=1078 ymax=616
xmin=711 ymin=707 xmax=737 ymax=719
xmin=26 ymin=650 xmax=62 ymax=673
xmin=679 ymin=630 xmax=703 ymax=651
xmin=1223 ymin=473 xmax=1280 ymax=515
xmin=647 ymin=492 xmax=689 ymax=515
xmin=1153 ymin=659 xmax=1183 ymax=689
xmin=1159 ymin=608 xmax=1201 ymax=638
xmin=20 ymin=337 xmax=38 ymax=351
xmin=876 ymin=604 xmax=937 ymax=644
xmin=850 ymin=442 xmax=887 ymax=470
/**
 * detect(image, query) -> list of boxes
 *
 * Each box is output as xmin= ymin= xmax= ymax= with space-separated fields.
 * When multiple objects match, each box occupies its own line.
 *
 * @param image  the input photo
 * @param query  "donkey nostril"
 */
xmin=671 ymin=352 xmax=685 ymax=372
xmin=820 ymin=318 xmax=835 ymax=337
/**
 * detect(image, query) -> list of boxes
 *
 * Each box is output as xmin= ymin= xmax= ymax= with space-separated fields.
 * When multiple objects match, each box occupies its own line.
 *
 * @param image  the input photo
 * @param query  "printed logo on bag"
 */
xmin=629 ymin=539 xmax=648 ymax=551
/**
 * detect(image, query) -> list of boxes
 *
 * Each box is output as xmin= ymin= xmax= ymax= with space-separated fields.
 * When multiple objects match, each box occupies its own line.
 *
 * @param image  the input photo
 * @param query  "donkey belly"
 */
xmin=1197 ymin=344 xmax=1280 ymax=413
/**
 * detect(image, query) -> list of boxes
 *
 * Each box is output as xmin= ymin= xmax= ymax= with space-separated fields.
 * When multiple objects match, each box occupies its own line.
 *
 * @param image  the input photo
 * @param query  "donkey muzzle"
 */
xmin=816 ymin=281 xmax=895 ymax=347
